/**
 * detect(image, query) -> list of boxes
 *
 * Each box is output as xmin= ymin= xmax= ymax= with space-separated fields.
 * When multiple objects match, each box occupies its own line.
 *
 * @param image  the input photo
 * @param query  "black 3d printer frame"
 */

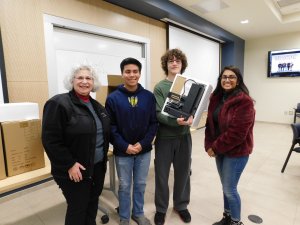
xmin=163 ymin=79 xmax=205 ymax=120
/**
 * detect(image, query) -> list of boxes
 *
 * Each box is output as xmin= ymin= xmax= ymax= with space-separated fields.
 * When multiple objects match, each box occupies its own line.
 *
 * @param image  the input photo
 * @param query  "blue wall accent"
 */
xmin=104 ymin=0 xmax=245 ymax=72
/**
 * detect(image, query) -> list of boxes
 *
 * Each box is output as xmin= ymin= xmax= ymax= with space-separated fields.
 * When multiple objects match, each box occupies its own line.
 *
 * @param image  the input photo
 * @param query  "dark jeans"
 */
xmin=54 ymin=161 xmax=106 ymax=225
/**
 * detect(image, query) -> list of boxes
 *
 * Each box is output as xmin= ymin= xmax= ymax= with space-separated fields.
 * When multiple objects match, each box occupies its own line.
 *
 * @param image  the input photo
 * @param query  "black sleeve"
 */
xmin=42 ymin=99 xmax=76 ymax=172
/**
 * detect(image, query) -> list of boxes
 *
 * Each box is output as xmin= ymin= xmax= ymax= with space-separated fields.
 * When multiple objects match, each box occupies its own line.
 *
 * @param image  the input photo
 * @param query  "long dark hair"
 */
xmin=213 ymin=65 xmax=250 ymax=96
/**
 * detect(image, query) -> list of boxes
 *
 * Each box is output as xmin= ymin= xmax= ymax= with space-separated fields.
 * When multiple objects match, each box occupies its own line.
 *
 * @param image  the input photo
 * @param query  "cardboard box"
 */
xmin=1 ymin=119 xmax=45 ymax=177
xmin=0 ymin=103 xmax=39 ymax=122
xmin=96 ymin=75 xmax=123 ymax=105
xmin=0 ymin=128 xmax=6 ymax=180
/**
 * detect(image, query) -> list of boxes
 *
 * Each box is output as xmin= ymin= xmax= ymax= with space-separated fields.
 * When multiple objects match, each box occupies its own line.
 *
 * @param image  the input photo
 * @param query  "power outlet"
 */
xmin=284 ymin=111 xmax=288 ymax=115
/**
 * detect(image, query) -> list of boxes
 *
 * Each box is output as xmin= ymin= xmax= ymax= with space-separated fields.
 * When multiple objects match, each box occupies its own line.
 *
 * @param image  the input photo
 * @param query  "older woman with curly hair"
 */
xmin=42 ymin=65 xmax=110 ymax=225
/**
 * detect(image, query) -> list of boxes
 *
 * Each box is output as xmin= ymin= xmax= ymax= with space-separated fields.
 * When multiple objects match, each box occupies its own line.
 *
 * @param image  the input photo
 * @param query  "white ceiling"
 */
xmin=170 ymin=0 xmax=300 ymax=40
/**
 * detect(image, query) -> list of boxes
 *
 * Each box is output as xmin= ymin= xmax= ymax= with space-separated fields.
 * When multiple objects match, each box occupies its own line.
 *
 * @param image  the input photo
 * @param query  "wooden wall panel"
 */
xmin=0 ymin=0 xmax=47 ymax=83
xmin=41 ymin=0 xmax=96 ymax=24
xmin=149 ymin=19 xmax=167 ymax=91
xmin=7 ymin=82 xmax=49 ymax=116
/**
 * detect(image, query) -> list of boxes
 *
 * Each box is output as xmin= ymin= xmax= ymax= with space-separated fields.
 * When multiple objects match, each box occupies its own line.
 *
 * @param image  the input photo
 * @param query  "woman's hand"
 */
xmin=207 ymin=148 xmax=216 ymax=157
xmin=68 ymin=162 xmax=86 ymax=182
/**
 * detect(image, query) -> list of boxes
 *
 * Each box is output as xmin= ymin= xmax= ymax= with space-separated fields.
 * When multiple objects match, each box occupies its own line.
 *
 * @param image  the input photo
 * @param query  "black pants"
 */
xmin=54 ymin=161 xmax=106 ymax=225
xmin=154 ymin=134 xmax=192 ymax=213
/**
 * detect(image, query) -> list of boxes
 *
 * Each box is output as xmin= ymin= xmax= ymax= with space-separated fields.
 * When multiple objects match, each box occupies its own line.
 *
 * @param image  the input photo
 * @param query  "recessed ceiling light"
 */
xmin=240 ymin=19 xmax=249 ymax=24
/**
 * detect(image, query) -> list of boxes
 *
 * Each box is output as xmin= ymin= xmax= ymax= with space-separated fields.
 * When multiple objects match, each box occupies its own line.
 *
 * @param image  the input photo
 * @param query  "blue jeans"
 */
xmin=115 ymin=151 xmax=151 ymax=221
xmin=215 ymin=155 xmax=249 ymax=221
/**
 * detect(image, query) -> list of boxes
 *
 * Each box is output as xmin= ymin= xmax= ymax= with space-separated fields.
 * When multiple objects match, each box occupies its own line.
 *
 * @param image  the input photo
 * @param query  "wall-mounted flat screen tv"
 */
xmin=268 ymin=49 xmax=300 ymax=78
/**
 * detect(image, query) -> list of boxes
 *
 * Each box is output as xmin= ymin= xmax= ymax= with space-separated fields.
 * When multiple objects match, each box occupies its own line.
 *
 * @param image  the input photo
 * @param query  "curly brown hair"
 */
xmin=161 ymin=48 xmax=188 ymax=75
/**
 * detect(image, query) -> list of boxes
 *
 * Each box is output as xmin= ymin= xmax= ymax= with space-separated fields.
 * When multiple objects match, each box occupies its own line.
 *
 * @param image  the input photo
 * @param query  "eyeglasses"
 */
xmin=221 ymin=75 xmax=237 ymax=81
xmin=74 ymin=76 xmax=93 ymax=82
xmin=168 ymin=59 xmax=181 ymax=64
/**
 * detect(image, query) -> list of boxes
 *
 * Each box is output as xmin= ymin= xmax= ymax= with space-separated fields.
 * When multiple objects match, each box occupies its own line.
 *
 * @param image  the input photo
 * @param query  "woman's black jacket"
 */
xmin=42 ymin=90 xmax=110 ymax=179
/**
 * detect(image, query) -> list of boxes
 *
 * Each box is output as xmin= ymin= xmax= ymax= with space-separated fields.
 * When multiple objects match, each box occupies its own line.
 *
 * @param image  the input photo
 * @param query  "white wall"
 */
xmin=44 ymin=15 xmax=151 ymax=98
xmin=244 ymin=31 xmax=300 ymax=124
xmin=168 ymin=25 xmax=220 ymax=89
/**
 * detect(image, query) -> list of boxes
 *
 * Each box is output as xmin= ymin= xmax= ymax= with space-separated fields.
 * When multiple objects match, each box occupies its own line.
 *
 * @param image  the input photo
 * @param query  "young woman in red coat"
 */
xmin=205 ymin=66 xmax=255 ymax=225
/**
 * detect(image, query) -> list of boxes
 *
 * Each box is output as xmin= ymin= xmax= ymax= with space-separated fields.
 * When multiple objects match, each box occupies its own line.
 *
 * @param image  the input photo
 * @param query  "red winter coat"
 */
xmin=204 ymin=91 xmax=255 ymax=157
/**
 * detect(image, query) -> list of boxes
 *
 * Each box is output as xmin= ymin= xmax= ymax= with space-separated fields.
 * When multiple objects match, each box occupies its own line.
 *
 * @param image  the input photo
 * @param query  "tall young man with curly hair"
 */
xmin=153 ymin=49 xmax=193 ymax=225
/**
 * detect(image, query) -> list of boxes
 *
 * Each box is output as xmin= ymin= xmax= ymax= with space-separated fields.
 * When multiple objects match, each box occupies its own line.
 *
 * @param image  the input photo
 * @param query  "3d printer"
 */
xmin=162 ymin=74 xmax=213 ymax=128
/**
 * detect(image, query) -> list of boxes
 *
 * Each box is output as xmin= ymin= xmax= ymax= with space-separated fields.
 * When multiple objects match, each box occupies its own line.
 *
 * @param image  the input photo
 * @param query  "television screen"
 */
xmin=268 ymin=49 xmax=300 ymax=77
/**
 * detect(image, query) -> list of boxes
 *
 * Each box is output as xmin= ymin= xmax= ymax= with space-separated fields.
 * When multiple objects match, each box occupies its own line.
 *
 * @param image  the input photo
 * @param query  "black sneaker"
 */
xmin=175 ymin=209 xmax=191 ymax=223
xmin=154 ymin=212 xmax=165 ymax=225
xmin=213 ymin=213 xmax=231 ymax=225
xmin=230 ymin=221 xmax=244 ymax=225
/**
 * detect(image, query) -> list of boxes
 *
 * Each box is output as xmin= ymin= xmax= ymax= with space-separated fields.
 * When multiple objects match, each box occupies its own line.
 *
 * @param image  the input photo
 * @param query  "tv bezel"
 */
xmin=267 ymin=48 xmax=300 ymax=78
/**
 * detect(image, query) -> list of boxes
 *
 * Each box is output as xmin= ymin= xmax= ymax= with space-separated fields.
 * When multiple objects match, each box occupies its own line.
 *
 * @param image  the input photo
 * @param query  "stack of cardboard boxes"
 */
xmin=0 ymin=103 xmax=45 ymax=179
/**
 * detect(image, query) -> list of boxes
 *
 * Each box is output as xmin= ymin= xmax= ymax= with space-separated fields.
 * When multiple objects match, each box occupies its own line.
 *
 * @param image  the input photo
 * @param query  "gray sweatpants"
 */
xmin=154 ymin=133 xmax=192 ymax=213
